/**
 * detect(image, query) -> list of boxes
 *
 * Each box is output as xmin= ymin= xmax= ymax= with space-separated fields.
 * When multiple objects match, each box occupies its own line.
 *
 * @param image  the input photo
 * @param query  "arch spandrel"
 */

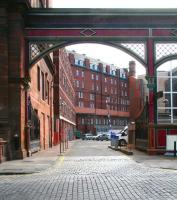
xmin=29 ymin=41 xmax=147 ymax=67
xmin=155 ymin=42 xmax=177 ymax=67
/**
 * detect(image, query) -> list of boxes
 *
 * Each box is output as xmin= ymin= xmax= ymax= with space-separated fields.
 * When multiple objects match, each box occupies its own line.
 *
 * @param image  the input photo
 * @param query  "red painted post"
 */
xmin=147 ymin=38 xmax=155 ymax=152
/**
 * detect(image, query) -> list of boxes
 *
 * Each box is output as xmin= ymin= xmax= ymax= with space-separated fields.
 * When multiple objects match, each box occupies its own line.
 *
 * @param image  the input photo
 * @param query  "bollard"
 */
xmin=174 ymin=141 xmax=176 ymax=157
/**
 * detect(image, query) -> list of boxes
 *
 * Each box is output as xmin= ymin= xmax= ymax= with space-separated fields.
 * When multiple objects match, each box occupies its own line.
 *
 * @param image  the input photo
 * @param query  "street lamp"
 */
xmin=106 ymin=98 xmax=111 ymax=131
xmin=59 ymin=97 xmax=64 ymax=154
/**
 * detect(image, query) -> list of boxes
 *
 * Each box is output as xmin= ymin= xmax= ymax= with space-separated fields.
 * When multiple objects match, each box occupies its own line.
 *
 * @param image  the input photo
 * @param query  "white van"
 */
xmin=118 ymin=126 xmax=128 ymax=146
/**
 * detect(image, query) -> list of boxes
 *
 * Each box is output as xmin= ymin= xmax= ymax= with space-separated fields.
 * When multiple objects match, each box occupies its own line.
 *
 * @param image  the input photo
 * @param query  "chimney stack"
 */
xmin=129 ymin=61 xmax=136 ymax=77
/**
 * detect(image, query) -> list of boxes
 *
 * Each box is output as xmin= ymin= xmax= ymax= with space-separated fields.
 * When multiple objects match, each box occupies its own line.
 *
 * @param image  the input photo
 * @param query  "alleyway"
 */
xmin=1 ymin=140 xmax=177 ymax=200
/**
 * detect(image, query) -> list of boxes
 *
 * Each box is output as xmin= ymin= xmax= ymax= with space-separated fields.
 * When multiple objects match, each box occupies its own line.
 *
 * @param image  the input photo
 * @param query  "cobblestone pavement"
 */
xmin=1 ymin=140 xmax=177 ymax=200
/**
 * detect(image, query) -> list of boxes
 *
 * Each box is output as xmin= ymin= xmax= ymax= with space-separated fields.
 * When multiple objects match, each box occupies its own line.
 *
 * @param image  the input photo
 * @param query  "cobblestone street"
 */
xmin=1 ymin=140 xmax=177 ymax=200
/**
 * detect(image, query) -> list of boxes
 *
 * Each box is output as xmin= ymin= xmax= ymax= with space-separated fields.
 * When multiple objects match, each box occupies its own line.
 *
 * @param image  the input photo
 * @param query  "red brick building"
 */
xmin=53 ymin=49 xmax=76 ymax=147
xmin=28 ymin=55 xmax=54 ymax=154
xmin=0 ymin=0 xmax=54 ymax=160
xmin=68 ymin=51 xmax=130 ymax=136
xmin=128 ymin=61 xmax=147 ymax=121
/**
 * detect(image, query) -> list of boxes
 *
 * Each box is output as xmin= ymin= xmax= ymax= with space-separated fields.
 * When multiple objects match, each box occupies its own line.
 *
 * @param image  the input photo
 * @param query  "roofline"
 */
xmin=26 ymin=8 xmax=177 ymax=16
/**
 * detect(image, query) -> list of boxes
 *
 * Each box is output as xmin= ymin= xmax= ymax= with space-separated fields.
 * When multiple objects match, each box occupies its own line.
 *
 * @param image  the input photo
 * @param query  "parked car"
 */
xmin=95 ymin=134 xmax=102 ymax=141
xmin=91 ymin=135 xmax=98 ymax=140
xmin=82 ymin=133 xmax=93 ymax=140
xmin=96 ymin=134 xmax=109 ymax=141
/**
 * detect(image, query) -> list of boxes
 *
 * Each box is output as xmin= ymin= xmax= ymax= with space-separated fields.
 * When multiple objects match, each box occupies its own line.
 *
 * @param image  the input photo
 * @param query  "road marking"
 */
xmin=59 ymin=155 xmax=65 ymax=165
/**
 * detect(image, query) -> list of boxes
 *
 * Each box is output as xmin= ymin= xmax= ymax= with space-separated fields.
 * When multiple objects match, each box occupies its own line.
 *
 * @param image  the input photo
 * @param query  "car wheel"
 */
xmin=119 ymin=139 xmax=127 ymax=146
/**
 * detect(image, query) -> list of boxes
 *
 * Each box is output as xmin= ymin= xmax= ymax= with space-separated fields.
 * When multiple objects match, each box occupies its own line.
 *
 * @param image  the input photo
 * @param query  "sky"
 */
xmin=66 ymin=44 xmax=146 ymax=75
xmin=53 ymin=0 xmax=177 ymax=8
xmin=52 ymin=0 xmax=177 ymax=75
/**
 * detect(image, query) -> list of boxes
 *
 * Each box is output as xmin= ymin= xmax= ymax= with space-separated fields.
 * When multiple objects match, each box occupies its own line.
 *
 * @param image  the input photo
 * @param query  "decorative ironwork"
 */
xmin=80 ymin=29 xmax=97 ymax=36
xmin=155 ymin=43 xmax=177 ymax=63
xmin=146 ymin=75 xmax=155 ymax=90
xmin=29 ymin=41 xmax=147 ymax=66
xmin=120 ymin=43 xmax=146 ymax=62
xmin=171 ymin=29 xmax=177 ymax=36
xmin=30 ymin=43 xmax=55 ymax=63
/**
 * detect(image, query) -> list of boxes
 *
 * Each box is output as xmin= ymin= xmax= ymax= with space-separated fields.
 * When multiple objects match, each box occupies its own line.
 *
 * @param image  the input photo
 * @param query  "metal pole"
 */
xmin=174 ymin=141 xmax=176 ymax=157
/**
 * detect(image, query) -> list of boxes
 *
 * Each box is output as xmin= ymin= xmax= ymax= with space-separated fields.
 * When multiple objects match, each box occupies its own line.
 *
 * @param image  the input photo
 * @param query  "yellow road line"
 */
xmin=59 ymin=155 xmax=65 ymax=165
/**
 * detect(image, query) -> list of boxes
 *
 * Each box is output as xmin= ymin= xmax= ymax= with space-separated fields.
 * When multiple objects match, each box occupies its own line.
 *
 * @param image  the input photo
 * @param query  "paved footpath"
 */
xmin=1 ymin=140 xmax=177 ymax=200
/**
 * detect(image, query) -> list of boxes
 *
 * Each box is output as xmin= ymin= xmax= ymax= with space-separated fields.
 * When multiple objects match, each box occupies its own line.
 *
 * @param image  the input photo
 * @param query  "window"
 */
xmin=46 ymin=80 xmax=50 ymax=104
xmin=90 ymin=93 xmax=95 ymax=100
xmin=78 ymin=101 xmax=84 ymax=107
xmin=78 ymin=91 xmax=83 ymax=98
xmin=81 ymin=118 xmax=85 ymax=125
xmin=79 ymin=60 xmax=84 ymax=66
xmin=90 ymin=63 xmax=98 ymax=70
xmin=75 ymin=59 xmax=84 ymax=67
xmin=76 ymin=80 xmax=79 ymax=88
xmin=90 ymin=102 xmax=95 ymax=108
xmin=82 ymin=81 xmax=84 ymax=88
xmin=157 ymin=60 xmax=177 ymax=124
xmin=90 ymin=118 xmax=94 ymax=125
xmin=111 ymin=79 xmax=113 ymax=84
xmin=37 ymin=66 xmax=40 ymax=91
xmin=96 ymin=85 xmax=99 ymax=91
xmin=41 ymin=72 xmax=45 ymax=100
xmin=105 ymin=77 xmax=107 ymax=82
xmin=111 ymin=88 xmax=113 ymax=94
xmin=91 ymin=74 xmax=94 ymax=80
xmin=103 ymin=67 xmax=106 ymax=73
xmin=76 ymin=70 xmax=79 ymax=76
xmin=105 ymin=87 xmax=107 ymax=92
xmin=106 ymin=96 xmax=110 ymax=103
xmin=96 ymin=75 xmax=99 ymax=80
xmin=81 ymin=71 xmax=84 ymax=77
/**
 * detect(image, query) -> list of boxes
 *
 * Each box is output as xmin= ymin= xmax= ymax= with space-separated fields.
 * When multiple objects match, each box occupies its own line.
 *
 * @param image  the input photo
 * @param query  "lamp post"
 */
xmin=59 ymin=97 xmax=63 ymax=154
xmin=106 ymin=98 xmax=111 ymax=131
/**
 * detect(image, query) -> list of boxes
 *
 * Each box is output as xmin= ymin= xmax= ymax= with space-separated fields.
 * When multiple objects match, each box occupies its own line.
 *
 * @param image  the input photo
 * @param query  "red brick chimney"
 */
xmin=85 ymin=58 xmax=90 ymax=69
xmin=68 ymin=53 xmax=75 ymax=65
xmin=129 ymin=61 xmax=136 ymax=77
xmin=98 ymin=63 xmax=103 ymax=72
xmin=106 ymin=65 xmax=110 ymax=74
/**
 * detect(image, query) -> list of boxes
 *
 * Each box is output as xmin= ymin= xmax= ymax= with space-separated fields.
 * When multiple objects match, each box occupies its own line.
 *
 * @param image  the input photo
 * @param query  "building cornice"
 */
xmin=27 ymin=8 xmax=177 ymax=17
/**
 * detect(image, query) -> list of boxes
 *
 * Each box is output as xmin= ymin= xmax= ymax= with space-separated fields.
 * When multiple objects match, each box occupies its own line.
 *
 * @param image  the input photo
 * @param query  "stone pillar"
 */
xmin=0 ymin=2 xmax=11 ymax=159
xmin=7 ymin=4 xmax=27 ymax=159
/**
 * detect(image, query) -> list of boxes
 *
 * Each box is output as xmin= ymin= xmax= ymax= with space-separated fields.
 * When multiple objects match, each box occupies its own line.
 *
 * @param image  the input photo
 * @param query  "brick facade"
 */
xmin=68 ymin=51 xmax=129 ymax=136
xmin=28 ymin=58 xmax=54 ymax=153
xmin=53 ymin=49 xmax=76 ymax=147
